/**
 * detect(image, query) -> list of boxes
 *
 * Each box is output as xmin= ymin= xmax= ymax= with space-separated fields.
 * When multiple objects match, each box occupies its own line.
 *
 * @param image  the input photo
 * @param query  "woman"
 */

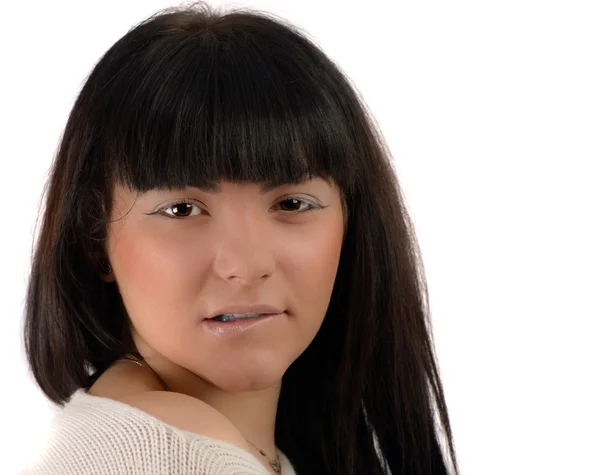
xmin=24 ymin=3 xmax=458 ymax=474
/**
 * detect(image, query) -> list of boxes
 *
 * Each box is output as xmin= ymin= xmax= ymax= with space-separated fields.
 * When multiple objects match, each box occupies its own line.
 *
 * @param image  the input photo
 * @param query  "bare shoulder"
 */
xmin=118 ymin=390 xmax=250 ymax=452
xmin=87 ymin=361 xmax=250 ymax=452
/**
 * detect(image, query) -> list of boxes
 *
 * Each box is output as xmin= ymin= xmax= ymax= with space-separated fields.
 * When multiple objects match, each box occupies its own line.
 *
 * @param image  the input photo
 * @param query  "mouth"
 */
xmin=203 ymin=312 xmax=285 ymax=337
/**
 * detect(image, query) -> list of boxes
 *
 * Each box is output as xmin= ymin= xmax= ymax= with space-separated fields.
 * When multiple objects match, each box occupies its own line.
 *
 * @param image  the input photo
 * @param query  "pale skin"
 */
xmin=88 ymin=175 xmax=346 ymax=472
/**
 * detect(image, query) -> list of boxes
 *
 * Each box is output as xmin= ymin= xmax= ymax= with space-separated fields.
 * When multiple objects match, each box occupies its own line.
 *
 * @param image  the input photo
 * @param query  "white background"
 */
xmin=1 ymin=1 xmax=599 ymax=474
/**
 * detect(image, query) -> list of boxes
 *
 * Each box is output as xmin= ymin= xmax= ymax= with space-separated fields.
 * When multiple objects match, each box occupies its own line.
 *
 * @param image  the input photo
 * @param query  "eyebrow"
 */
xmin=198 ymin=181 xmax=280 ymax=195
xmin=197 ymin=175 xmax=315 ymax=195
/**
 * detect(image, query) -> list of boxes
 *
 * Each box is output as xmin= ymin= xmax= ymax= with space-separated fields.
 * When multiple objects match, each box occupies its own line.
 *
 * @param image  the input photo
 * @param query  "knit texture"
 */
xmin=27 ymin=389 xmax=296 ymax=475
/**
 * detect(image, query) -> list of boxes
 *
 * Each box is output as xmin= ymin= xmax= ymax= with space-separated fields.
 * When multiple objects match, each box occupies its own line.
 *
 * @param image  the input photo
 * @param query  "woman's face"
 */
xmin=105 ymin=176 xmax=345 ymax=392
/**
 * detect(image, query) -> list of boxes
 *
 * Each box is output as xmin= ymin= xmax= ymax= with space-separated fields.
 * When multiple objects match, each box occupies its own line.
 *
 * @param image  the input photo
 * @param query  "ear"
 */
xmin=92 ymin=250 xmax=115 ymax=283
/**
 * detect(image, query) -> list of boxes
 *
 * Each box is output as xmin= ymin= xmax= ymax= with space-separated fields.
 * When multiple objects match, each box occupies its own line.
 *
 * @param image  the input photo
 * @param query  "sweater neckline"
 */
xmin=70 ymin=387 xmax=294 ymax=474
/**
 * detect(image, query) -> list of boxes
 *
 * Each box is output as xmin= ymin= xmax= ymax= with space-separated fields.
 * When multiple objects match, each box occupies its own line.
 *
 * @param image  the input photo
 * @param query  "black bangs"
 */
xmin=90 ymin=10 xmax=360 ymax=196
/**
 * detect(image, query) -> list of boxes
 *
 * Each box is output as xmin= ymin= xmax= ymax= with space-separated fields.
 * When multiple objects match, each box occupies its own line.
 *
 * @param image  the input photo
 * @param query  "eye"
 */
xmin=158 ymin=200 xmax=203 ymax=219
xmin=273 ymin=197 xmax=317 ymax=213
xmin=155 ymin=196 xmax=320 ymax=219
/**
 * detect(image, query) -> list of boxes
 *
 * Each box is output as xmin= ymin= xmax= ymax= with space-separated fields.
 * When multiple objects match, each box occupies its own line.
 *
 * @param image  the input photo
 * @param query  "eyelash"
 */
xmin=155 ymin=197 xmax=320 ymax=219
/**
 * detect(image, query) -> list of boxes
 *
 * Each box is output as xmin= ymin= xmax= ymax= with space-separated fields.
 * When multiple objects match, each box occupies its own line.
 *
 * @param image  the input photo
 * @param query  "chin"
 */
xmin=205 ymin=363 xmax=286 ymax=393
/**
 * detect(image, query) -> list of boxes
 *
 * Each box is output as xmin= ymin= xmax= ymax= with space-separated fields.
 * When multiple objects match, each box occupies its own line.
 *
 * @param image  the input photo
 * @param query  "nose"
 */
xmin=212 ymin=212 xmax=276 ymax=285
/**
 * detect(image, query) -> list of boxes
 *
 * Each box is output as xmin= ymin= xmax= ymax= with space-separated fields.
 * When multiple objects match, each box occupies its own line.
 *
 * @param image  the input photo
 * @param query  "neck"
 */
xmin=196 ymin=381 xmax=281 ymax=460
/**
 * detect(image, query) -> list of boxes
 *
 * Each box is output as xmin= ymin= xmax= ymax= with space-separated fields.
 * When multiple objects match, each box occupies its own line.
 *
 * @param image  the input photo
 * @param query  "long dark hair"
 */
xmin=23 ymin=3 xmax=458 ymax=474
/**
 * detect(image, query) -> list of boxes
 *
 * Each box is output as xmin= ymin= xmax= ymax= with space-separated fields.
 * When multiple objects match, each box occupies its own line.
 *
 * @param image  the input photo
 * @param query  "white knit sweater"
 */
xmin=26 ymin=389 xmax=296 ymax=475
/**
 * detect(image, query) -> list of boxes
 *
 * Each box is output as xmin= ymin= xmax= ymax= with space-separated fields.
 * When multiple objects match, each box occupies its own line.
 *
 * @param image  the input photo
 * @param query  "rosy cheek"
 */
xmin=110 ymin=231 xmax=167 ymax=309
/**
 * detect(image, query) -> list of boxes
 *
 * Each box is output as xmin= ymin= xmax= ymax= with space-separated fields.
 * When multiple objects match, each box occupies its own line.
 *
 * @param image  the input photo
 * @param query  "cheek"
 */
xmin=285 ymin=218 xmax=344 ymax=321
xmin=108 ymin=226 xmax=203 ymax=333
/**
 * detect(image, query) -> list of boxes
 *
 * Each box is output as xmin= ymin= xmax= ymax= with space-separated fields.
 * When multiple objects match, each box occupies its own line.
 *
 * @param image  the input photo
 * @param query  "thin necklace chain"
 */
xmin=117 ymin=353 xmax=281 ymax=474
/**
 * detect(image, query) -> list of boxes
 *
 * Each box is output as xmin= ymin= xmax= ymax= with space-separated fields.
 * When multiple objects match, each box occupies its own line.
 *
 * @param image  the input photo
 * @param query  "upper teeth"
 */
xmin=224 ymin=313 xmax=263 ymax=318
xmin=217 ymin=313 xmax=264 ymax=321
